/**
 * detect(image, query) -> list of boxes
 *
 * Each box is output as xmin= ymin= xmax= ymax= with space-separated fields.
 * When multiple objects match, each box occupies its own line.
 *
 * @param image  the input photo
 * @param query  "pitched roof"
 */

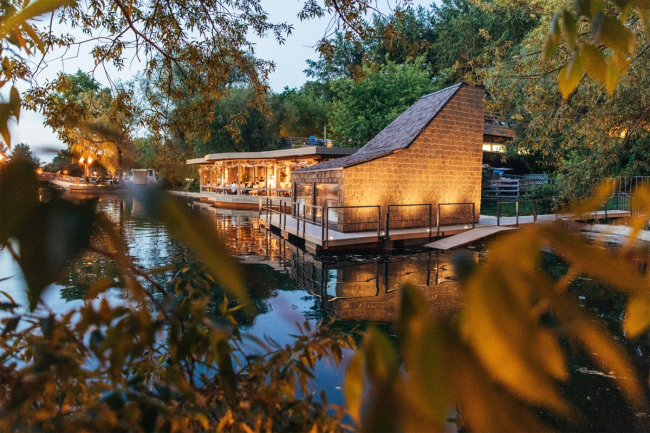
xmin=295 ymin=83 xmax=464 ymax=172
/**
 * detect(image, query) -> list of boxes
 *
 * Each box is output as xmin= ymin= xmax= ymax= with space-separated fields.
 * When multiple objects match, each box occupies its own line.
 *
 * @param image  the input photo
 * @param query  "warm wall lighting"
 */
xmin=88 ymin=157 xmax=93 ymax=164
xmin=79 ymin=157 xmax=85 ymax=163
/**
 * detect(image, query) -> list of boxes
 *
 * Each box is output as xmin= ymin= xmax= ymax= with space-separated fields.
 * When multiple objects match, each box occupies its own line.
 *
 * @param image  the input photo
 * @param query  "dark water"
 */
xmin=0 ymin=193 xmax=474 ymax=407
xmin=1 ymin=193 xmax=649 ymax=430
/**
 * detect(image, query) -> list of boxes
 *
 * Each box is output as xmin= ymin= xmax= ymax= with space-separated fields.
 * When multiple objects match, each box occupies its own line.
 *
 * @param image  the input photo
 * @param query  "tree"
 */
xmin=275 ymin=83 xmax=331 ymax=138
xmin=27 ymin=71 xmax=139 ymax=178
xmin=467 ymin=0 xmax=650 ymax=197
xmin=9 ymin=143 xmax=40 ymax=168
xmin=328 ymin=58 xmax=437 ymax=147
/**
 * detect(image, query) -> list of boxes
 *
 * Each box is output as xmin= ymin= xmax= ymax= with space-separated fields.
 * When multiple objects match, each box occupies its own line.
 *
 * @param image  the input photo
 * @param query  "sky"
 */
xmin=11 ymin=0 xmax=433 ymax=162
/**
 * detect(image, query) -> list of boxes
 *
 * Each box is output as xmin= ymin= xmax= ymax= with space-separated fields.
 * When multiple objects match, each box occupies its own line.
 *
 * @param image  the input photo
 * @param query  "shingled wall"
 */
xmin=292 ymin=85 xmax=485 ymax=233
xmin=341 ymin=85 xmax=484 ymax=231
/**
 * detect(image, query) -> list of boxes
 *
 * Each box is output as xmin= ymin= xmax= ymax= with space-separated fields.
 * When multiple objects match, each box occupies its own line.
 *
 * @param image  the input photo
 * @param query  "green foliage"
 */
xmin=42 ymin=148 xmax=81 ymax=175
xmin=328 ymin=58 xmax=437 ymax=147
xmin=306 ymin=1 xmax=539 ymax=86
xmin=8 ymin=143 xmax=40 ymax=168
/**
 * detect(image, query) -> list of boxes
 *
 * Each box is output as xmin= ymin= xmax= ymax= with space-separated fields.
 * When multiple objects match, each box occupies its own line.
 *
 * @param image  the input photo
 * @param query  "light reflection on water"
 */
xmin=0 ymin=193 xmax=479 ymax=406
xmin=0 ymin=194 xmax=484 ymax=329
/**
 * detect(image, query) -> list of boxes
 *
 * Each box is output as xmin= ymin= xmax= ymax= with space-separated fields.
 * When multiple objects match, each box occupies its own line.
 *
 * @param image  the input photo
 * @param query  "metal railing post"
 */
xmin=437 ymin=204 xmax=441 ymax=237
xmin=534 ymin=201 xmax=537 ymax=222
xmin=302 ymin=205 xmax=306 ymax=237
xmin=605 ymin=200 xmax=608 ymax=219
xmin=385 ymin=209 xmax=390 ymax=241
xmin=296 ymin=203 xmax=300 ymax=234
xmin=516 ymin=201 xmax=519 ymax=227
xmin=321 ymin=208 xmax=325 ymax=244
xmin=377 ymin=207 xmax=381 ymax=241
xmin=497 ymin=200 xmax=501 ymax=226
xmin=472 ymin=203 xmax=475 ymax=229
xmin=429 ymin=205 xmax=432 ymax=241
xmin=325 ymin=208 xmax=329 ymax=248
xmin=616 ymin=193 xmax=620 ymax=211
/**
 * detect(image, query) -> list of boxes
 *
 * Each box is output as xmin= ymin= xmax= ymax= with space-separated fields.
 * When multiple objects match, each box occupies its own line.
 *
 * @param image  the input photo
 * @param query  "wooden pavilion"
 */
xmin=187 ymin=146 xmax=356 ymax=209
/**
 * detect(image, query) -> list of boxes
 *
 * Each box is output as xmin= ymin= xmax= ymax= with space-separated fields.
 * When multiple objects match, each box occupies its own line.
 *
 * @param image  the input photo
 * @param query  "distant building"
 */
xmin=132 ymin=169 xmax=157 ymax=185
xmin=186 ymin=146 xmax=357 ymax=209
xmin=291 ymin=83 xmax=487 ymax=232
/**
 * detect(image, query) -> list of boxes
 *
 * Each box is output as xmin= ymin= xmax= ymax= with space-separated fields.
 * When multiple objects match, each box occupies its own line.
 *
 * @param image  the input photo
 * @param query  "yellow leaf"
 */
xmin=624 ymin=294 xmax=650 ymax=338
xmin=443 ymin=324 xmax=554 ymax=433
xmin=580 ymin=43 xmax=607 ymax=85
xmin=0 ymin=0 xmax=76 ymax=38
xmin=562 ymin=10 xmax=577 ymax=50
xmin=461 ymin=267 xmax=571 ymax=415
xmin=542 ymin=13 xmax=561 ymax=63
xmin=558 ymin=52 xmax=583 ymax=99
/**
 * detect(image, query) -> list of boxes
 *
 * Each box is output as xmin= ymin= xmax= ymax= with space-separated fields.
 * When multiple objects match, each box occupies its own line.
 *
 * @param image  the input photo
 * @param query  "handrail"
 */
xmin=437 ymin=202 xmax=476 ymax=237
xmin=202 ymin=185 xmax=291 ymax=196
xmin=385 ymin=203 xmax=432 ymax=242
xmin=325 ymin=205 xmax=381 ymax=246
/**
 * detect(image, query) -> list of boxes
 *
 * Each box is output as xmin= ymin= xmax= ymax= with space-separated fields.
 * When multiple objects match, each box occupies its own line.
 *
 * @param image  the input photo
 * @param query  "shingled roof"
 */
xmin=295 ymin=83 xmax=464 ymax=172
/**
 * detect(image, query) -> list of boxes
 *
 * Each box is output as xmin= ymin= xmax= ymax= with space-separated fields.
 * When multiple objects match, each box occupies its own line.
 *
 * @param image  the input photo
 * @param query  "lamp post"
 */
xmin=79 ymin=156 xmax=93 ymax=183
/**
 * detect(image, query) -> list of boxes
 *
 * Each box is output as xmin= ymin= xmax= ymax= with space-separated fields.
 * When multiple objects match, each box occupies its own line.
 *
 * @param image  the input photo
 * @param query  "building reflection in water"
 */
xmin=197 ymin=203 xmax=478 ymax=323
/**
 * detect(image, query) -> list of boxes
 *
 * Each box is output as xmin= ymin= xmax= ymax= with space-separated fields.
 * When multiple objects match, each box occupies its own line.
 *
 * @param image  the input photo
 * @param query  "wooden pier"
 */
xmin=259 ymin=207 xmax=631 ymax=253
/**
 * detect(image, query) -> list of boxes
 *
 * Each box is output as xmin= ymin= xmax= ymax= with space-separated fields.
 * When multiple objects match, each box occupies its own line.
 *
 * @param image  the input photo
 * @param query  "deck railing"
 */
xmin=385 ymin=204 xmax=433 ymax=242
xmin=437 ymin=203 xmax=475 ymax=236
xmin=325 ymin=206 xmax=381 ymax=247
xmin=481 ymin=192 xmax=630 ymax=226
xmin=202 ymin=185 xmax=291 ymax=197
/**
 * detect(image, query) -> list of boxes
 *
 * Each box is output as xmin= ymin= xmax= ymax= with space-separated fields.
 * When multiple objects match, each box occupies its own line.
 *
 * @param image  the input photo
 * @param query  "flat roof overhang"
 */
xmin=186 ymin=146 xmax=357 ymax=165
xmin=483 ymin=123 xmax=516 ymax=139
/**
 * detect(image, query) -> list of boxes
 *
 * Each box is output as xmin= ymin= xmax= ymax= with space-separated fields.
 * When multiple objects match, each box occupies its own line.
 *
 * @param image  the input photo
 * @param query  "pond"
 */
xmin=0 ymin=193 xmax=475 ymax=407
xmin=0 ymin=192 xmax=648 ymax=431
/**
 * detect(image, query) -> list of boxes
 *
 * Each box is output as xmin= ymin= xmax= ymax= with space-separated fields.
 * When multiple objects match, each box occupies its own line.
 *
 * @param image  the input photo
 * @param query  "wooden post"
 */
xmin=237 ymin=162 xmax=242 ymax=195
xmin=312 ymin=182 xmax=316 ymax=222
xmin=516 ymin=201 xmax=519 ymax=227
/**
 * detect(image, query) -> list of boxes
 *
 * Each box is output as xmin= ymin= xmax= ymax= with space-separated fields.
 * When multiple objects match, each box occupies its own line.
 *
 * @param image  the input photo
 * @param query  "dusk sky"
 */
xmin=12 ymin=0 xmax=433 ymax=162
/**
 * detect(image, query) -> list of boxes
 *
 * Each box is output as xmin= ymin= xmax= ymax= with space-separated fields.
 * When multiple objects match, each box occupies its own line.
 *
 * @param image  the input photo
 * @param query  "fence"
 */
xmin=605 ymin=177 xmax=650 ymax=194
xmin=481 ymin=192 xmax=630 ymax=226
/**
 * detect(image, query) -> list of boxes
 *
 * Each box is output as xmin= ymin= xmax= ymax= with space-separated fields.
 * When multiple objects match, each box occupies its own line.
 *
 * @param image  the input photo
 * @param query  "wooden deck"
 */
xmin=43 ymin=178 xmax=118 ymax=192
xmin=259 ymin=210 xmax=631 ymax=253
xmin=423 ymin=226 xmax=514 ymax=250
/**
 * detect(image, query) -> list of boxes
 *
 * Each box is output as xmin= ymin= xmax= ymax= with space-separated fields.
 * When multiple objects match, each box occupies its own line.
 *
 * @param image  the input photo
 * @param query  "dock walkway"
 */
xmin=423 ymin=226 xmax=514 ymax=250
xmin=259 ymin=210 xmax=630 ymax=253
